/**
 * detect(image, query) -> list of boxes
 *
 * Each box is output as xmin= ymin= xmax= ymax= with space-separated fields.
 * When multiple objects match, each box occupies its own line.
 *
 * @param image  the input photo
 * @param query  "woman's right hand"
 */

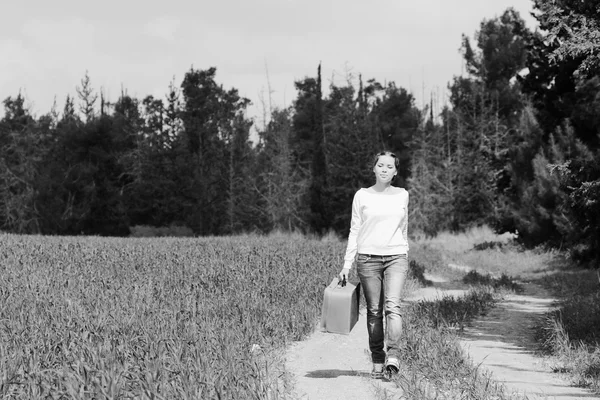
xmin=338 ymin=268 xmax=350 ymax=283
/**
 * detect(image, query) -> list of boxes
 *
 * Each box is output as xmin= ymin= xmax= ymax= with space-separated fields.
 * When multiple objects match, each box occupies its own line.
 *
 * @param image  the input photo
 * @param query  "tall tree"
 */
xmin=0 ymin=95 xmax=42 ymax=233
xmin=524 ymin=0 xmax=600 ymax=264
xmin=291 ymin=76 xmax=320 ymax=172
xmin=441 ymin=8 xmax=533 ymax=232
xmin=76 ymin=71 xmax=98 ymax=123
xmin=223 ymin=103 xmax=254 ymax=234
xmin=533 ymin=0 xmax=600 ymax=80
xmin=291 ymin=66 xmax=330 ymax=233
xmin=523 ymin=0 xmax=600 ymax=147
xmin=324 ymin=75 xmax=379 ymax=235
xmin=255 ymin=108 xmax=309 ymax=232
xmin=308 ymin=63 xmax=329 ymax=234
xmin=408 ymin=106 xmax=455 ymax=237
xmin=370 ymin=83 xmax=420 ymax=186
xmin=178 ymin=66 xmax=251 ymax=235
xmin=461 ymin=8 xmax=531 ymax=124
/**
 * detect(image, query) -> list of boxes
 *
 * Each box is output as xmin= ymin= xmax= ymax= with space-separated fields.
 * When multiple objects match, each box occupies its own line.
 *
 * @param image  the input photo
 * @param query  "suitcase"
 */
xmin=319 ymin=277 xmax=361 ymax=334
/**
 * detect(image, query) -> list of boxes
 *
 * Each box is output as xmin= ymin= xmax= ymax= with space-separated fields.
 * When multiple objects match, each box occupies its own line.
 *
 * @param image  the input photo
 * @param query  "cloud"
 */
xmin=143 ymin=16 xmax=180 ymax=41
xmin=21 ymin=17 xmax=96 ymax=49
xmin=16 ymin=17 xmax=100 ymax=78
xmin=0 ymin=38 xmax=28 ymax=68
xmin=0 ymin=0 xmax=540 ymax=119
xmin=0 ymin=38 xmax=30 ymax=96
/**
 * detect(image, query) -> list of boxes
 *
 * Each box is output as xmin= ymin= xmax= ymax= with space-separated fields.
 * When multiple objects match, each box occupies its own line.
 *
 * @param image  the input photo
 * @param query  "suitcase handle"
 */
xmin=340 ymin=276 xmax=347 ymax=287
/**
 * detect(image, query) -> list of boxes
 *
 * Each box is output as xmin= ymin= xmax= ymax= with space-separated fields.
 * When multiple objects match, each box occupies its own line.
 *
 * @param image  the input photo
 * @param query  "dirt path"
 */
xmin=285 ymin=276 xmax=599 ymax=400
xmin=460 ymin=281 xmax=599 ymax=400
xmin=284 ymin=307 xmax=400 ymax=400
xmin=284 ymin=276 xmax=464 ymax=400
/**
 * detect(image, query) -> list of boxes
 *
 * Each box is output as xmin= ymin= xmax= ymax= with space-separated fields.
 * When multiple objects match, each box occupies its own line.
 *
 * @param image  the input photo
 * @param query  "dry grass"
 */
xmin=412 ymin=225 xmax=516 ymax=254
xmin=411 ymin=225 xmax=554 ymax=279
xmin=391 ymin=237 xmax=523 ymax=400
xmin=390 ymin=287 xmax=518 ymax=400
xmin=412 ymin=225 xmax=600 ymax=396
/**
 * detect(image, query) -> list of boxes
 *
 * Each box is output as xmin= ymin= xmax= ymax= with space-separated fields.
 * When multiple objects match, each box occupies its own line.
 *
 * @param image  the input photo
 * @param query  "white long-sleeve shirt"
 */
xmin=343 ymin=187 xmax=409 ymax=269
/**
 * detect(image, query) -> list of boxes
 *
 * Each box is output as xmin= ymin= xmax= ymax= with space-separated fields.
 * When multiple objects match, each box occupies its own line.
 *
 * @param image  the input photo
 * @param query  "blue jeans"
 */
xmin=356 ymin=253 xmax=408 ymax=363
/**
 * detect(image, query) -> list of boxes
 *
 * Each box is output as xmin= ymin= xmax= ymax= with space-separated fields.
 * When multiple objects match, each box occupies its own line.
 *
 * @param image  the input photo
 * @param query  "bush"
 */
xmin=473 ymin=241 xmax=504 ymax=251
xmin=408 ymin=260 xmax=432 ymax=287
xmin=129 ymin=224 xmax=195 ymax=237
xmin=462 ymin=270 xmax=521 ymax=292
xmin=562 ymin=155 xmax=600 ymax=266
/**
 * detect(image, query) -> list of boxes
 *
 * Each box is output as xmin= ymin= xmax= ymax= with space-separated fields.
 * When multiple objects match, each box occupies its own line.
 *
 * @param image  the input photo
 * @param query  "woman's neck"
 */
xmin=371 ymin=182 xmax=393 ymax=192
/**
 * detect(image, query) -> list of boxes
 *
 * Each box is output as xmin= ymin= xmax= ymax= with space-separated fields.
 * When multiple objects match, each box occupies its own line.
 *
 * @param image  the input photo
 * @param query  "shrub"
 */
xmin=462 ymin=270 xmax=522 ymax=292
xmin=408 ymin=259 xmax=432 ymax=287
xmin=473 ymin=241 xmax=504 ymax=251
xmin=129 ymin=224 xmax=195 ymax=237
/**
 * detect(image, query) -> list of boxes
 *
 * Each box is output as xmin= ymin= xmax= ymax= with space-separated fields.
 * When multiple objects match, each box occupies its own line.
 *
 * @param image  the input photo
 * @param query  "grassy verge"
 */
xmin=390 ymin=247 xmax=523 ymax=400
xmin=535 ymin=269 xmax=600 ymax=393
xmin=411 ymin=225 xmax=552 ymax=280
xmin=391 ymin=294 xmax=510 ymax=400
xmin=411 ymin=225 xmax=600 ymax=396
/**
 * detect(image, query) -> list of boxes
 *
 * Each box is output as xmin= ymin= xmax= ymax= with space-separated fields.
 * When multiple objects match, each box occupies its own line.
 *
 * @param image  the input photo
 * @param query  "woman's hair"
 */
xmin=371 ymin=151 xmax=399 ymax=171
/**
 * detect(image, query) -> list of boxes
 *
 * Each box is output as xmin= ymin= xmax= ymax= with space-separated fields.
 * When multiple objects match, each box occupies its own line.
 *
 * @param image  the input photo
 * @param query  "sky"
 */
xmin=0 ymin=0 xmax=539 ymax=125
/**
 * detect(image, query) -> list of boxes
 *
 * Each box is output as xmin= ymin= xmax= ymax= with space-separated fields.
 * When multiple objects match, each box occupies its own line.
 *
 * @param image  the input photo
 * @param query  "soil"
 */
xmin=459 ymin=281 xmax=598 ymax=400
xmin=284 ymin=274 xmax=600 ymax=400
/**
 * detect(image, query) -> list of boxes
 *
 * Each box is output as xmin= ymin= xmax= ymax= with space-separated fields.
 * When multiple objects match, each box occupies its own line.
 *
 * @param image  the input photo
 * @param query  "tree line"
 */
xmin=1 ymin=1 xmax=599 ymax=266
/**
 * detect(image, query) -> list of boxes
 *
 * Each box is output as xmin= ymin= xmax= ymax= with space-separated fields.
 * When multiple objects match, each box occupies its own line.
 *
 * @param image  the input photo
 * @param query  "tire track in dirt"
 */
xmin=459 ymin=281 xmax=599 ymax=400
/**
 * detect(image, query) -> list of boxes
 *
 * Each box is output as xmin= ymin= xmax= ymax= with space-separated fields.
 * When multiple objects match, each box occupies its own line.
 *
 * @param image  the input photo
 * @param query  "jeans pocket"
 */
xmin=357 ymin=254 xmax=371 ymax=263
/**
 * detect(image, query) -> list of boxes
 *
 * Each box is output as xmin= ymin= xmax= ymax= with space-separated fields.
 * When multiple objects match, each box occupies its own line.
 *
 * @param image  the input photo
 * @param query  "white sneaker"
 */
xmin=385 ymin=357 xmax=400 ymax=374
xmin=371 ymin=363 xmax=384 ymax=379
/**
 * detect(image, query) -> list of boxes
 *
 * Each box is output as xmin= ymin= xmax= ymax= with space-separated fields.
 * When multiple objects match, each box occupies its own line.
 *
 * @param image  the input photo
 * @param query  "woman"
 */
xmin=338 ymin=151 xmax=409 ymax=379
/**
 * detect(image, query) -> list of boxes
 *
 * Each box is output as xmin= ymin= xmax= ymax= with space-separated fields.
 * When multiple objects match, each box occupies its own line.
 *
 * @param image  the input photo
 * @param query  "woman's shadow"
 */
xmin=305 ymin=369 xmax=371 ymax=379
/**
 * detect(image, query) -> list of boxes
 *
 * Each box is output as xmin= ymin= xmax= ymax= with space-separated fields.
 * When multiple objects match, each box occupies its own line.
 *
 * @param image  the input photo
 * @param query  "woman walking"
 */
xmin=339 ymin=151 xmax=409 ymax=379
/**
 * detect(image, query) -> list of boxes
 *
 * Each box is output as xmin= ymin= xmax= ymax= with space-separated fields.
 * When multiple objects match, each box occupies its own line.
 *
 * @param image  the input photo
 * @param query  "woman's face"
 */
xmin=373 ymin=155 xmax=397 ymax=184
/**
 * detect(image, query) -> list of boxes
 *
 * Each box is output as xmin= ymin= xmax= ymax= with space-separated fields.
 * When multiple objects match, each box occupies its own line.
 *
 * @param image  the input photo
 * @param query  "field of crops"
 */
xmin=0 ymin=233 xmax=345 ymax=399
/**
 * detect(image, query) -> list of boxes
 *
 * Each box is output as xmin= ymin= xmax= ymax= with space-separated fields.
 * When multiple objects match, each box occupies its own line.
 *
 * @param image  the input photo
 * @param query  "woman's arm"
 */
xmin=403 ymin=190 xmax=409 ymax=250
xmin=342 ymin=190 xmax=362 ymax=270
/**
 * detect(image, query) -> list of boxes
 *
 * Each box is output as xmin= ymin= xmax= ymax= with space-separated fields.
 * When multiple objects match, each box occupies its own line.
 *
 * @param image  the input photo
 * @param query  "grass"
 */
xmin=411 ymin=225 xmax=554 ymax=280
xmin=391 ymin=284 xmax=521 ymax=399
xmin=411 ymin=287 xmax=497 ymax=330
xmin=535 ymin=269 xmax=600 ymax=393
xmin=411 ymin=225 xmax=600 ymax=396
xmin=0 ymin=227 xmax=523 ymax=400
xmin=0 ymin=233 xmax=347 ymax=399
xmin=2 ymin=226 xmax=597 ymax=398
xmin=391 ymin=305 xmax=520 ymax=400
xmin=461 ymin=270 xmax=522 ymax=293
xmin=386 ymin=228 xmax=527 ymax=400
xmin=408 ymin=259 xmax=433 ymax=287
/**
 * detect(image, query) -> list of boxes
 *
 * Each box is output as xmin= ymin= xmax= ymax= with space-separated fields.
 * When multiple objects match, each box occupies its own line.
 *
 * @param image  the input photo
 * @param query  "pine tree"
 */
xmin=76 ymin=71 xmax=97 ymax=122
xmin=308 ymin=63 xmax=329 ymax=234
xmin=0 ymin=94 xmax=42 ymax=233
xmin=255 ymin=108 xmax=309 ymax=232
